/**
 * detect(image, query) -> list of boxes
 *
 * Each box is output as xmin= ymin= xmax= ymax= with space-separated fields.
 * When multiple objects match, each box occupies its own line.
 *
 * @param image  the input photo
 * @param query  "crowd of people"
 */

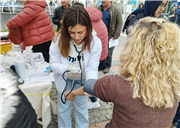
xmin=169 ymin=5 xmax=180 ymax=27
xmin=3 ymin=0 xmax=180 ymax=128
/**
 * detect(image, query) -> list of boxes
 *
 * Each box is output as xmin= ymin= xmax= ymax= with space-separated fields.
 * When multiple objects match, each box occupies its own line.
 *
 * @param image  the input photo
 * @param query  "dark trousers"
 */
xmin=176 ymin=19 xmax=180 ymax=27
xmin=98 ymin=59 xmax=106 ymax=71
xmin=104 ymin=46 xmax=115 ymax=69
xmin=32 ymin=40 xmax=52 ymax=63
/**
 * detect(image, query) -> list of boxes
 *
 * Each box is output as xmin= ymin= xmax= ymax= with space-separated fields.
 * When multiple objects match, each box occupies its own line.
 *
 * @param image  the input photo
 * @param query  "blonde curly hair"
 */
xmin=120 ymin=17 xmax=180 ymax=108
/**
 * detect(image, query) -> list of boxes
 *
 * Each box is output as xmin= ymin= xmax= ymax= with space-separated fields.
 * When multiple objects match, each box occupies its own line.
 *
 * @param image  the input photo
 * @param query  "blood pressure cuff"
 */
xmin=83 ymin=79 xmax=97 ymax=96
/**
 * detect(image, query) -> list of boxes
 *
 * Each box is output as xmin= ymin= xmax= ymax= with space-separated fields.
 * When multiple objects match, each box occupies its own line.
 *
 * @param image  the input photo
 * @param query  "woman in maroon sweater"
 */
xmin=65 ymin=17 xmax=180 ymax=128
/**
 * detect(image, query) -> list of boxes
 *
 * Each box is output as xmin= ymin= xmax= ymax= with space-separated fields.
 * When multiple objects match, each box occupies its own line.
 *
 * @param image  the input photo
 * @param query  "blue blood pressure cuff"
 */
xmin=83 ymin=79 xmax=97 ymax=96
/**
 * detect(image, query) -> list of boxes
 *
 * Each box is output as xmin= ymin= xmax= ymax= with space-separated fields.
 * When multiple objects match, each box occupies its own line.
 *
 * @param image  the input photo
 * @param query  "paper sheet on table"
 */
xmin=109 ymin=37 xmax=118 ymax=48
xmin=24 ymin=72 xmax=55 ymax=84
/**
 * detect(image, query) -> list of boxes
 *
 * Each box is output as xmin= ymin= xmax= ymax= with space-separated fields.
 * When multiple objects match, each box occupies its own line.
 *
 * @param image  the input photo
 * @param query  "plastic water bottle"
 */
xmin=14 ymin=56 xmax=26 ymax=79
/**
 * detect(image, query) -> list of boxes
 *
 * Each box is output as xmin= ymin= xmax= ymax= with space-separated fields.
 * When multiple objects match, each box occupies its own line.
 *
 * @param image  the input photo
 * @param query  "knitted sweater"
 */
xmin=94 ymin=75 xmax=178 ymax=128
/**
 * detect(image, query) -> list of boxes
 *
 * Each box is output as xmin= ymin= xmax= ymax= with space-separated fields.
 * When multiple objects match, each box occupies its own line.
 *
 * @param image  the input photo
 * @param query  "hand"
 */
xmin=64 ymin=91 xmax=75 ymax=101
xmin=169 ymin=14 xmax=174 ymax=18
xmin=67 ymin=65 xmax=81 ymax=77
xmin=129 ymin=14 xmax=136 ymax=19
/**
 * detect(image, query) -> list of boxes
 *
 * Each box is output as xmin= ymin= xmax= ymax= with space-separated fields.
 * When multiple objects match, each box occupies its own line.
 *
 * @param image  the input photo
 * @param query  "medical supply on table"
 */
xmin=0 ymin=41 xmax=12 ymax=54
xmin=14 ymin=56 xmax=26 ymax=79
xmin=9 ymin=65 xmax=24 ymax=85
xmin=7 ymin=51 xmax=21 ymax=58
xmin=28 ymin=61 xmax=50 ymax=77
xmin=22 ymin=51 xmax=51 ymax=77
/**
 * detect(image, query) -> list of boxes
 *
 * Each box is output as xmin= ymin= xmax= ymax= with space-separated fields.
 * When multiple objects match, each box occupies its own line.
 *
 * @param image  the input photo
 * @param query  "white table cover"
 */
xmin=19 ymin=82 xmax=58 ymax=128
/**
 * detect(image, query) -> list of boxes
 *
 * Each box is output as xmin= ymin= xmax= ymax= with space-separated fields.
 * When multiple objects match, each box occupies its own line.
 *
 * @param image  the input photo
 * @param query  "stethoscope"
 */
xmin=61 ymin=44 xmax=84 ymax=104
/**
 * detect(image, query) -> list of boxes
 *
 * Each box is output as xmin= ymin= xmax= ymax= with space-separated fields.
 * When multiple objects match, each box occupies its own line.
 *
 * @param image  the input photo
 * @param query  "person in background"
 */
xmin=169 ymin=6 xmax=176 ymax=22
xmin=113 ymin=0 xmax=123 ymax=14
xmin=7 ymin=0 xmax=55 ymax=63
xmin=52 ymin=0 xmax=70 ymax=32
xmin=65 ymin=17 xmax=180 ymax=128
xmin=88 ymin=0 xmax=97 ymax=8
xmin=176 ymin=5 xmax=180 ymax=27
xmin=72 ymin=2 xmax=108 ymax=109
xmin=85 ymin=6 xmax=108 ymax=109
xmin=49 ymin=0 xmax=55 ymax=6
xmin=138 ymin=2 xmax=144 ymax=9
xmin=49 ymin=5 xmax=102 ymax=128
xmin=85 ymin=6 xmax=108 ymax=72
xmin=97 ymin=0 xmax=123 ymax=74
xmin=172 ymin=103 xmax=180 ymax=128
xmin=123 ymin=0 xmax=167 ymax=34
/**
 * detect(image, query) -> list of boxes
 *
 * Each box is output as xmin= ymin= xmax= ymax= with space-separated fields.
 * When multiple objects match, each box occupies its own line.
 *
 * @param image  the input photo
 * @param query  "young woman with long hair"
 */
xmin=49 ymin=5 xmax=102 ymax=128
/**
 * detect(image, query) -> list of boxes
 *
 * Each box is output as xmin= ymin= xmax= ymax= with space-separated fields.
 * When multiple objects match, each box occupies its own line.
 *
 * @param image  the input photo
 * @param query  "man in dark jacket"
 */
xmin=169 ymin=6 xmax=176 ymax=22
xmin=123 ymin=0 xmax=167 ymax=34
xmin=97 ymin=0 xmax=123 ymax=74
xmin=52 ymin=0 xmax=70 ymax=32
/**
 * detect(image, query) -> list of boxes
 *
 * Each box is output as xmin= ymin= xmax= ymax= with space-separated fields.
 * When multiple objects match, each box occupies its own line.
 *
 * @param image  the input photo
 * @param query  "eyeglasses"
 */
xmin=159 ymin=3 xmax=167 ymax=9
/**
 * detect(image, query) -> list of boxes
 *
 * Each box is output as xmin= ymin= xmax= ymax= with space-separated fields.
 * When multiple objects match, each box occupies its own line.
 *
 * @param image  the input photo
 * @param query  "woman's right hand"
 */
xmin=64 ymin=91 xmax=75 ymax=101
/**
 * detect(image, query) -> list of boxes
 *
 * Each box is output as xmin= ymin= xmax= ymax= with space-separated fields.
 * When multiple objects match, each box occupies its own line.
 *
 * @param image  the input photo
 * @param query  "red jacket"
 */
xmin=7 ymin=0 xmax=55 ymax=49
xmin=85 ymin=7 xmax=108 ymax=61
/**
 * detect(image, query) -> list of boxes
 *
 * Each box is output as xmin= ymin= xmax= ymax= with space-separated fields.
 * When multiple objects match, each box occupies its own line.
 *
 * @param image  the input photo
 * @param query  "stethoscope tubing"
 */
xmin=61 ymin=44 xmax=83 ymax=104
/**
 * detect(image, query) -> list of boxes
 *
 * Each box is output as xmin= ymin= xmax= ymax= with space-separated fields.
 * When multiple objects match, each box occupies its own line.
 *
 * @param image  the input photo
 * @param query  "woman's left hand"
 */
xmin=64 ymin=91 xmax=75 ymax=101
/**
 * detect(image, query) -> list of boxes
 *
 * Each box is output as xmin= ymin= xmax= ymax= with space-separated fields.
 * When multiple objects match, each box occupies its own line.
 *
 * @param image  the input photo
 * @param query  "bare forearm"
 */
xmin=72 ymin=86 xmax=85 ymax=96
xmin=72 ymin=79 xmax=97 ymax=96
